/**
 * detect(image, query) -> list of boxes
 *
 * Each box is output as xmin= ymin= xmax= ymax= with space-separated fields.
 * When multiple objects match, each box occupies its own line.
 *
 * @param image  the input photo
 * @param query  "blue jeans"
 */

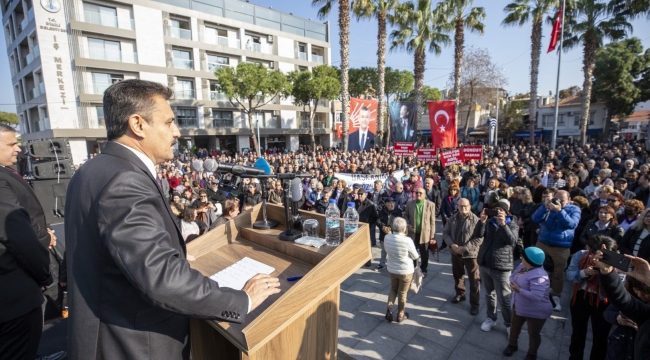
xmin=480 ymin=266 xmax=512 ymax=327
xmin=379 ymin=240 xmax=387 ymax=266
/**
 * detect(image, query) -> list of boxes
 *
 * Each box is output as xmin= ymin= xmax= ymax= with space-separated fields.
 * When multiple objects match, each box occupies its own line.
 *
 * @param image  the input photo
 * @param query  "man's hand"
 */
xmin=617 ymin=314 xmax=638 ymax=330
xmin=593 ymin=247 xmax=614 ymax=275
xmin=583 ymin=266 xmax=598 ymax=276
xmin=242 ymin=274 xmax=281 ymax=313
xmin=546 ymin=201 xmax=561 ymax=212
xmin=495 ymin=213 xmax=506 ymax=226
xmin=47 ymin=228 xmax=57 ymax=249
xmin=624 ymin=255 xmax=650 ymax=286
xmin=407 ymin=224 xmax=414 ymax=233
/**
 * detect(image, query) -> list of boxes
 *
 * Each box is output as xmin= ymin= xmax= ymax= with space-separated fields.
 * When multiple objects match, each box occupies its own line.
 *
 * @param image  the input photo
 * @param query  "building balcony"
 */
xmin=26 ymin=87 xmax=39 ymax=100
xmin=93 ymin=83 xmax=111 ymax=95
xmin=169 ymin=27 xmax=192 ymax=40
xmin=177 ymin=117 xmax=197 ymax=128
xmin=298 ymin=52 xmax=307 ymax=61
xmin=33 ymin=45 xmax=39 ymax=59
xmin=212 ymin=117 xmax=233 ymax=128
xmin=83 ymin=10 xmax=135 ymax=30
xmin=172 ymin=58 xmax=193 ymax=70
xmin=174 ymin=89 xmax=195 ymax=100
xmin=207 ymin=62 xmax=228 ymax=73
xmin=200 ymin=33 xmax=241 ymax=49
xmin=86 ymin=48 xmax=138 ymax=64
xmin=210 ymin=91 xmax=228 ymax=101
xmin=312 ymin=54 xmax=324 ymax=64
xmin=38 ymin=82 xmax=44 ymax=95
xmin=244 ymin=42 xmax=272 ymax=55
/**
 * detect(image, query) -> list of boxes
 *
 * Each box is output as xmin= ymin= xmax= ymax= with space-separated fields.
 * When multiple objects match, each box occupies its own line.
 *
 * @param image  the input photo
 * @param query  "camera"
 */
xmin=484 ymin=209 xmax=499 ymax=217
xmin=551 ymin=198 xmax=561 ymax=206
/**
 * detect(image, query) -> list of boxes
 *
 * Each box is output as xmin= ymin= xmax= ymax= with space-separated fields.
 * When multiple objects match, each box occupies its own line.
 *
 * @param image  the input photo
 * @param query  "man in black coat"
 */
xmin=356 ymin=188 xmax=378 ymax=266
xmin=0 ymin=203 xmax=52 ymax=360
xmin=207 ymin=178 xmax=228 ymax=209
xmin=64 ymin=80 xmax=280 ymax=360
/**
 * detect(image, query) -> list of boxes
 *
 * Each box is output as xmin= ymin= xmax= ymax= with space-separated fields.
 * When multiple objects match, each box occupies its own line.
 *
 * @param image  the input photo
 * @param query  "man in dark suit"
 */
xmin=65 ymin=79 xmax=281 ymax=360
xmin=0 ymin=202 xmax=52 ymax=360
xmin=348 ymin=106 xmax=375 ymax=152
xmin=390 ymin=104 xmax=415 ymax=144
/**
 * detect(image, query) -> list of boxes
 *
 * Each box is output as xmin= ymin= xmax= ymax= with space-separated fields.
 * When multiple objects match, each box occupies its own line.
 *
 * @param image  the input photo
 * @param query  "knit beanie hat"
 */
xmin=495 ymin=199 xmax=510 ymax=213
xmin=523 ymin=247 xmax=545 ymax=268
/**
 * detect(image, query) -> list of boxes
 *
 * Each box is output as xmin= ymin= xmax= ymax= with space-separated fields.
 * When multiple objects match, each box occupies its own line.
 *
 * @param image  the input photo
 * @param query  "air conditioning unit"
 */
xmin=199 ymin=52 xmax=206 ymax=61
xmin=273 ymin=110 xmax=280 ymax=116
xmin=163 ymin=19 xmax=169 ymax=26
xmin=567 ymin=111 xmax=574 ymax=116
xmin=267 ymin=35 xmax=273 ymax=43
xmin=204 ymin=108 xmax=211 ymax=115
xmin=167 ymin=75 xmax=175 ymax=84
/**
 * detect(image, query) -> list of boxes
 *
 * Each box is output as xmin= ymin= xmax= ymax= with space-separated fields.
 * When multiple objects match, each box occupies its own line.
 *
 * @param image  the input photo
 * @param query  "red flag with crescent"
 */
xmin=547 ymin=6 xmax=562 ymax=53
xmin=428 ymin=100 xmax=457 ymax=148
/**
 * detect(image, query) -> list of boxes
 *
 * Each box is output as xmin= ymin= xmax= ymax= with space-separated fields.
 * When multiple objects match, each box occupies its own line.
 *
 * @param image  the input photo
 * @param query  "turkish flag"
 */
xmin=428 ymin=101 xmax=457 ymax=148
xmin=547 ymin=6 xmax=562 ymax=53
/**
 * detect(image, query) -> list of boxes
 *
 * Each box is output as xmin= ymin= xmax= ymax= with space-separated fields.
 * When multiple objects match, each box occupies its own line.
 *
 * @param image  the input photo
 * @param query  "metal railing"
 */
xmin=244 ymin=42 xmax=272 ymax=54
xmin=200 ymin=32 xmax=241 ymax=49
xmin=93 ymin=83 xmax=111 ymax=95
xmin=86 ymin=47 xmax=138 ymax=63
xmin=212 ymin=118 xmax=234 ymax=128
xmin=207 ymin=62 xmax=228 ymax=73
xmin=176 ymin=117 xmax=197 ymax=128
xmin=26 ymin=87 xmax=39 ymax=100
xmin=210 ymin=91 xmax=228 ymax=101
xmin=38 ymin=82 xmax=44 ymax=95
xmin=172 ymin=58 xmax=193 ymax=70
xmin=169 ymin=27 xmax=192 ymax=40
xmin=33 ymin=45 xmax=39 ymax=59
xmin=83 ymin=10 xmax=135 ymax=30
xmin=298 ymin=52 xmax=307 ymax=61
xmin=312 ymin=54 xmax=324 ymax=64
xmin=174 ymin=89 xmax=195 ymax=100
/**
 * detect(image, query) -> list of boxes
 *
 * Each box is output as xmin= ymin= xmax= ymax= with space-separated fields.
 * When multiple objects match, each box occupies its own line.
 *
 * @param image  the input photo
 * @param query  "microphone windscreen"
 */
xmin=290 ymin=178 xmax=303 ymax=201
xmin=203 ymin=159 xmax=218 ymax=172
xmin=191 ymin=160 xmax=203 ymax=172
xmin=254 ymin=157 xmax=272 ymax=175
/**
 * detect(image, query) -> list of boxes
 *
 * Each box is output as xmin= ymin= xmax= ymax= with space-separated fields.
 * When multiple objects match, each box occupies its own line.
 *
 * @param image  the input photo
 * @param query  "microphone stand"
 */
xmin=253 ymin=180 xmax=279 ymax=230
xmin=279 ymin=178 xmax=302 ymax=241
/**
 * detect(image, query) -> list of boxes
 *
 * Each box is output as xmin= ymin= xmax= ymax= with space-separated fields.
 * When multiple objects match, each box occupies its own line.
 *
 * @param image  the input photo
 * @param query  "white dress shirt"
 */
xmin=116 ymin=142 xmax=157 ymax=179
xmin=358 ymin=130 xmax=368 ymax=149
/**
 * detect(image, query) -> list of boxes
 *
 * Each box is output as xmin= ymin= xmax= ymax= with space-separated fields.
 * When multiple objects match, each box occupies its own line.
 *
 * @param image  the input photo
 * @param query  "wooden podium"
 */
xmin=187 ymin=203 xmax=371 ymax=360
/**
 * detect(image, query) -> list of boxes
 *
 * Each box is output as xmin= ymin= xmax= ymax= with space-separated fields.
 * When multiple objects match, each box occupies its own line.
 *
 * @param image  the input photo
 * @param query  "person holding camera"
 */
xmin=532 ymin=190 xmax=581 ymax=312
xmin=477 ymin=200 xmax=519 ymax=334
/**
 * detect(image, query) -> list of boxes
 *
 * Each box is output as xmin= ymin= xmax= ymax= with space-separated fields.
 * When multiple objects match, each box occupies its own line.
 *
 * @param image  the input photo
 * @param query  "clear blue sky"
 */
xmin=1 ymin=0 xmax=648 ymax=113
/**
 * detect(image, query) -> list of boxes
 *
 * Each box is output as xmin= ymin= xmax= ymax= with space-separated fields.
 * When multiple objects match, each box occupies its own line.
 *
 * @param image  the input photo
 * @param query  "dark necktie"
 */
xmin=5 ymin=166 xmax=29 ymax=186
xmin=361 ymin=133 xmax=365 ymax=150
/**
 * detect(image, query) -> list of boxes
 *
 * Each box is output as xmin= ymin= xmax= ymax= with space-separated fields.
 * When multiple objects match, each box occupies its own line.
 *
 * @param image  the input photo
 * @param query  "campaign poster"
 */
xmin=389 ymin=102 xmax=417 ymax=146
xmin=417 ymin=148 xmax=437 ymax=162
xmin=347 ymin=98 xmax=377 ymax=152
xmin=440 ymin=148 xmax=464 ymax=167
xmin=462 ymin=145 xmax=483 ymax=163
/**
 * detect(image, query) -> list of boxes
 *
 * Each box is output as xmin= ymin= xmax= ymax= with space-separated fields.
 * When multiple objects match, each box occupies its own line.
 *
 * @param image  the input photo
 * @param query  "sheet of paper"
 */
xmin=209 ymin=257 xmax=275 ymax=290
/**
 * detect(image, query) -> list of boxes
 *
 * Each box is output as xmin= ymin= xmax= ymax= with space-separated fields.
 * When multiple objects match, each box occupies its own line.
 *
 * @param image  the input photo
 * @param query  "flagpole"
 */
xmin=551 ymin=0 xmax=566 ymax=150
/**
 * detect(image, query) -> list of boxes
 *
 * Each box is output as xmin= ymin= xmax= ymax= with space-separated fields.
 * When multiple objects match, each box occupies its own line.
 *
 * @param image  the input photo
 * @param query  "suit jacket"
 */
xmin=0 ymin=202 xmax=52 ymax=323
xmin=404 ymin=199 xmax=436 ymax=244
xmin=65 ymin=142 xmax=248 ymax=360
xmin=348 ymin=130 xmax=375 ymax=152
xmin=390 ymin=120 xmax=415 ymax=143
xmin=0 ymin=166 xmax=50 ymax=248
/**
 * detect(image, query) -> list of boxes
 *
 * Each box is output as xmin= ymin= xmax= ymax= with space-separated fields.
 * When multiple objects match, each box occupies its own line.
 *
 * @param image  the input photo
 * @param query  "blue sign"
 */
xmin=515 ymin=131 xmax=541 ymax=138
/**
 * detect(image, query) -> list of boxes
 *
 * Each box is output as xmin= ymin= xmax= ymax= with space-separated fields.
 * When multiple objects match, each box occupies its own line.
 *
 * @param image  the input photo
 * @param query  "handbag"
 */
xmin=428 ymin=239 xmax=440 ymax=262
xmin=409 ymin=267 xmax=423 ymax=294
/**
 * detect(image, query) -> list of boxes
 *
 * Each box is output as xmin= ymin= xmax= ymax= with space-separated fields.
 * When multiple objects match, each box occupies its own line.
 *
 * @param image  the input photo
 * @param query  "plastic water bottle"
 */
xmin=325 ymin=199 xmax=341 ymax=246
xmin=343 ymin=202 xmax=359 ymax=241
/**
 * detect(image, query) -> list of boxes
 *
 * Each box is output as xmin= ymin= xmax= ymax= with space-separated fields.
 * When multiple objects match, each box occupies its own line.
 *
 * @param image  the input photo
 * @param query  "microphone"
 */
xmin=251 ymin=157 xmax=279 ymax=230
xmin=254 ymin=157 xmax=272 ymax=175
xmin=213 ymin=161 xmax=265 ymax=176
xmin=290 ymin=178 xmax=303 ymax=202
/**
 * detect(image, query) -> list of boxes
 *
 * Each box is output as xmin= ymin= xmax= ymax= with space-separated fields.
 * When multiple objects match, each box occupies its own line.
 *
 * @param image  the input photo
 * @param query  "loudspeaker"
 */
xmin=32 ymin=179 xmax=70 ymax=225
xmin=27 ymin=138 xmax=72 ymax=159
xmin=32 ymin=158 xmax=75 ymax=179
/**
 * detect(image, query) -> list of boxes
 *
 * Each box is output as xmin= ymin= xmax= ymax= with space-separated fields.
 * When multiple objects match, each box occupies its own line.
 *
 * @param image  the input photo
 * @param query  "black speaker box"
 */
xmin=32 ymin=158 xmax=75 ymax=179
xmin=27 ymin=138 xmax=72 ymax=159
xmin=32 ymin=179 xmax=70 ymax=225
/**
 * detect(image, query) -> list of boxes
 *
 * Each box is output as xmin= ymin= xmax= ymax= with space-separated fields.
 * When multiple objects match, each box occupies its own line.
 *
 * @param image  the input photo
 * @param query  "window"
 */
xmin=297 ymin=43 xmax=307 ymax=60
xmin=171 ymin=49 xmax=192 ymax=70
xmin=169 ymin=19 xmax=191 ymax=40
xmin=207 ymin=54 xmax=229 ymax=72
xmin=83 ymin=3 xmax=117 ymax=28
xmin=176 ymin=108 xmax=196 ymax=128
xmin=95 ymin=106 xmax=105 ymax=128
xmin=88 ymin=38 xmax=121 ymax=62
xmin=541 ymin=114 xmax=552 ymax=126
xmin=589 ymin=111 xmax=596 ymax=125
xmin=212 ymin=111 xmax=233 ymax=128
xmin=557 ymin=114 xmax=564 ymax=125
xmin=175 ymin=80 xmax=194 ymax=100
xmin=300 ymin=113 xmax=326 ymax=129
xmin=250 ymin=111 xmax=277 ymax=129
xmin=574 ymin=115 xmax=580 ymax=126
xmin=92 ymin=73 xmax=123 ymax=94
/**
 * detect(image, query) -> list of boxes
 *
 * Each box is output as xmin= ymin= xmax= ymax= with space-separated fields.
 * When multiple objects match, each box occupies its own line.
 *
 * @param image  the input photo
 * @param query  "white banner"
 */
xmin=334 ymin=168 xmax=412 ymax=192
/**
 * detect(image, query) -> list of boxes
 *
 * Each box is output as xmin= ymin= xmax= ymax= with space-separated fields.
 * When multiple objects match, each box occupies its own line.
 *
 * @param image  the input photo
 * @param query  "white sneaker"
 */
xmin=506 ymin=326 xmax=511 ymax=337
xmin=553 ymin=296 xmax=562 ymax=312
xmin=481 ymin=318 xmax=496 ymax=332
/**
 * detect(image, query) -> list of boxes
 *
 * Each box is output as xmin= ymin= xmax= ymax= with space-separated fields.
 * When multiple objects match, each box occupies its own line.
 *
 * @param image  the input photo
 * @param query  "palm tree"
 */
xmin=352 ymin=0 xmax=399 ymax=147
xmin=502 ymin=0 xmax=557 ymax=145
xmin=313 ymin=0 xmax=351 ymax=151
xmin=437 ymin=0 xmax=485 ymax=142
xmin=389 ymin=0 xmax=450 ymax=146
xmin=562 ymin=0 xmax=632 ymax=146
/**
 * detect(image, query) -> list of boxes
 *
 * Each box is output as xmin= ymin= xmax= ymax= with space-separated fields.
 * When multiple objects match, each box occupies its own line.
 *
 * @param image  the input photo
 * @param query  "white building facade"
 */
xmin=536 ymin=95 xmax=607 ymax=142
xmin=2 ymin=0 xmax=332 ymax=164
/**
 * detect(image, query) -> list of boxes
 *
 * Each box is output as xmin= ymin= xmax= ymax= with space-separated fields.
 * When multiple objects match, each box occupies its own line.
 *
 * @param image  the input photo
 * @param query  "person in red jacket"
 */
xmin=168 ymin=171 xmax=182 ymax=190
xmin=403 ymin=172 xmax=423 ymax=200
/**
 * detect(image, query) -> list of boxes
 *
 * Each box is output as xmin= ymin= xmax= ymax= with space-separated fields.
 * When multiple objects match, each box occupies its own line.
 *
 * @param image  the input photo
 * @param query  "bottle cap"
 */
xmin=348 ymin=202 xmax=355 ymax=207
xmin=329 ymin=199 xmax=336 ymax=203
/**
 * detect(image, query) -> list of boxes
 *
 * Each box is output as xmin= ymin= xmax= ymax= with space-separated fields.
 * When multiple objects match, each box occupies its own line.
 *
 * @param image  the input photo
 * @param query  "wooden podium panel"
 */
xmin=187 ymin=203 xmax=371 ymax=360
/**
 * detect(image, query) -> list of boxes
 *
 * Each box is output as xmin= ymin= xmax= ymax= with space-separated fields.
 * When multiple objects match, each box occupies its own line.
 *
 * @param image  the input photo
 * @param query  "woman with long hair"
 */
xmin=619 ymin=208 xmax=650 ymax=259
xmin=579 ymin=205 xmax=625 ymax=246
xmin=441 ymin=184 xmax=461 ymax=226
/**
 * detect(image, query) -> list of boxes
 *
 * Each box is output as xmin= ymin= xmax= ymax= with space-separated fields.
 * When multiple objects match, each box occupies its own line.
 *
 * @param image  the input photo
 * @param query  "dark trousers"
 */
xmin=509 ymin=307 xmax=547 ymax=356
xmin=569 ymin=290 xmax=611 ymax=360
xmin=412 ymin=233 xmax=429 ymax=273
xmin=0 ymin=306 xmax=43 ymax=360
xmin=370 ymin=224 xmax=377 ymax=247
xmin=450 ymin=254 xmax=480 ymax=305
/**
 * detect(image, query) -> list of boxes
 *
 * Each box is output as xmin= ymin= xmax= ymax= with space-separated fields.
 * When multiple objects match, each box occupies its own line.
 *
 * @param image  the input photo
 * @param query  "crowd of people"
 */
xmin=151 ymin=139 xmax=650 ymax=360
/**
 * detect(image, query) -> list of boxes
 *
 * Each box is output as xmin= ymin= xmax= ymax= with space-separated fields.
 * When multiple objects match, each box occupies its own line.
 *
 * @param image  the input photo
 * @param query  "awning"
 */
xmin=515 ymin=131 xmax=541 ymax=138
xmin=586 ymin=128 xmax=603 ymax=136
xmin=421 ymin=130 xmax=431 ymax=136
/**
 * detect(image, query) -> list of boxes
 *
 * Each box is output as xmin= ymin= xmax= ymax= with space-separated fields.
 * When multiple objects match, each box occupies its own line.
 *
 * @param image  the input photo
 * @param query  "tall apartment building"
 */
xmin=2 ymin=0 xmax=332 ymax=164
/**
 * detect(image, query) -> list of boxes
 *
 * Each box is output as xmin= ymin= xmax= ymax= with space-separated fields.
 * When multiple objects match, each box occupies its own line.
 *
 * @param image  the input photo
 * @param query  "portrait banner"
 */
xmin=439 ymin=148 xmax=464 ymax=167
xmin=417 ymin=148 xmax=437 ymax=162
xmin=394 ymin=142 xmax=414 ymax=156
xmin=389 ymin=102 xmax=417 ymax=146
xmin=462 ymin=145 xmax=483 ymax=163
xmin=347 ymin=98 xmax=377 ymax=152
xmin=428 ymin=101 xmax=458 ymax=148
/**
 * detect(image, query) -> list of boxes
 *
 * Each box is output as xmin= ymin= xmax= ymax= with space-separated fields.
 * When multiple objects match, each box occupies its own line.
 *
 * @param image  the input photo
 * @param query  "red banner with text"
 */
xmin=417 ymin=148 xmax=437 ymax=162
xmin=440 ymin=148 xmax=464 ymax=167
xmin=394 ymin=142 xmax=414 ymax=156
xmin=462 ymin=145 xmax=483 ymax=163
xmin=428 ymin=100 xmax=458 ymax=148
